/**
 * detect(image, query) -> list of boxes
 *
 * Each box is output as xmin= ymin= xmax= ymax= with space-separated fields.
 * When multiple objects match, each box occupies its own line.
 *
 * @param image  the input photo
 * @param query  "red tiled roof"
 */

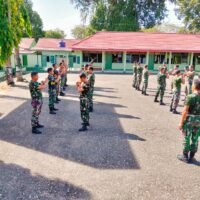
xmin=19 ymin=38 xmax=35 ymax=49
xmin=72 ymin=32 xmax=200 ymax=53
xmin=33 ymin=38 xmax=80 ymax=51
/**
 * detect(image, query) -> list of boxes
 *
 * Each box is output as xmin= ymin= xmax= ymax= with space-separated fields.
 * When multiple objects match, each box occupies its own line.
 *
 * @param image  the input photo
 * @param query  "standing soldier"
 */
xmin=53 ymin=64 xmax=61 ymax=103
xmin=170 ymin=70 xmax=185 ymax=114
xmin=59 ymin=63 xmax=66 ymax=96
xmin=62 ymin=60 xmax=68 ymax=88
xmin=88 ymin=66 xmax=95 ymax=112
xmin=141 ymin=65 xmax=149 ymax=96
xmin=154 ymin=67 xmax=169 ymax=105
xmin=47 ymin=68 xmax=59 ymax=114
xmin=185 ymin=65 xmax=195 ymax=97
xmin=76 ymin=72 xmax=90 ymax=132
xmin=169 ymin=65 xmax=179 ymax=94
xmin=132 ymin=62 xmax=137 ymax=88
xmin=135 ymin=63 xmax=143 ymax=90
xmin=29 ymin=72 xmax=46 ymax=134
xmin=177 ymin=79 xmax=200 ymax=163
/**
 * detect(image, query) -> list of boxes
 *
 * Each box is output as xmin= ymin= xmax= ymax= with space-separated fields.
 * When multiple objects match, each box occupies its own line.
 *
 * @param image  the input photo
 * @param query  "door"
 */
xmin=41 ymin=55 xmax=47 ymax=68
xmin=148 ymin=53 xmax=154 ymax=70
xmin=105 ymin=53 xmax=112 ymax=70
xmin=22 ymin=55 xmax=28 ymax=67
xmin=68 ymin=55 xmax=74 ymax=68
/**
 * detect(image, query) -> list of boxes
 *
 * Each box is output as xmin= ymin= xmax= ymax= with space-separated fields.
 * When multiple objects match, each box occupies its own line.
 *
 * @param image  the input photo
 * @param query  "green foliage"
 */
xmin=24 ymin=0 xmax=44 ymax=40
xmin=45 ymin=29 xmax=66 ymax=39
xmin=0 ymin=0 xmax=32 ymax=65
xmin=176 ymin=0 xmax=200 ymax=32
xmin=71 ymin=25 xmax=96 ymax=39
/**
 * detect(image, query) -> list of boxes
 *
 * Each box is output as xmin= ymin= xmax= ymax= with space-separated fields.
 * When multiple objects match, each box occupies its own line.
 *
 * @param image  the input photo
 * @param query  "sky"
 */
xmin=32 ymin=0 xmax=182 ymax=38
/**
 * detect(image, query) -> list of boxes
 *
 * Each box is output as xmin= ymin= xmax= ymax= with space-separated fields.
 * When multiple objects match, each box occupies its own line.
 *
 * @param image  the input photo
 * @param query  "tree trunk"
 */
xmin=6 ymin=57 xmax=15 ymax=86
xmin=15 ymin=47 xmax=24 ymax=82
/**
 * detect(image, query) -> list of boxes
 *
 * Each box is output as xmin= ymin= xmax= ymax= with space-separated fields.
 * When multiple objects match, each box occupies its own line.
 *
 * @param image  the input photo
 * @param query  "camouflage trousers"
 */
xmin=80 ymin=97 xmax=89 ymax=124
xmin=155 ymin=86 xmax=165 ymax=101
xmin=88 ymin=88 xmax=94 ymax=109
xmin=132 ymin=75 xmax=137 ymax=88
xmin=182 ymin=116 xmax=200 ymax=154
xmin=65 ymin=73 xmax=68 ymax=85
xmin=135 ymin=75 xmax=142 ymax=90
xmin=31 ymin=98 xmax=43 ymax=127
xmin=185 ymin=83 xmax=193 ymax=96
xmin=142 ymin=81 xmax=148 ymax=94
xmin=49 ymin=89 xmax=56 ymax=108
xmin=170 ymin=91 xmax=180 ymax=110
xmin=60 ymin=76 xmax=65 ymax=92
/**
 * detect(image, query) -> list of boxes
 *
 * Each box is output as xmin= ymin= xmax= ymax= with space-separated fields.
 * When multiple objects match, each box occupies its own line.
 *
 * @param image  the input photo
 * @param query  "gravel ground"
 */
xmin=0 ymin=73 xmax=199 ymax=200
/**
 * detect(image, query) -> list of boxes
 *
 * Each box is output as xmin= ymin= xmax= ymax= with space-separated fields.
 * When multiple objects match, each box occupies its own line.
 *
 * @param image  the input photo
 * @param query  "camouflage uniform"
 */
xmin=132 ymin=65 xmax=137 ymax=88
xmin=29 ymin=81 xmax=43 ymax=128
xmin=182 ymin=93 xmax=200 ymax=156
xmin=142 ymin=69 xmax=149 ymax=94
xmin=185 ymin=72 xmax=195 ymax=96
xmin=170 ymin=76 xmax=182 ymax=111
xmin=135 ymin=66 xmax=143 ymax=90
xmin=54 ymin=70 xmax=60 ymax=99
xmin=88 ymin=73 xmax=95 ymax=110
xmin=48 ymin=74 xmax=56 ymax=109
xmin=80 ymin=82 xmax=90 ymax=125
xmin=155 ymin=73 xmax=167 ymax=102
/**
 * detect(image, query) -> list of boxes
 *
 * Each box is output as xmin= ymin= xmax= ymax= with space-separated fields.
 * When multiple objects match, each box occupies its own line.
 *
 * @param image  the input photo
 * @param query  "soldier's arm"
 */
xmin=179 ymin=106 xmax=189 ymax=130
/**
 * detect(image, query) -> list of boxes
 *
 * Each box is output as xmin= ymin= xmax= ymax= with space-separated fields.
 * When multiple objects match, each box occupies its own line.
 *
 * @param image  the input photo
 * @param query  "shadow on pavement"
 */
xmin=0 ymin=160 xmax=91 ymax=200
xmin=0 ymin=95 xmax=142 ymax=169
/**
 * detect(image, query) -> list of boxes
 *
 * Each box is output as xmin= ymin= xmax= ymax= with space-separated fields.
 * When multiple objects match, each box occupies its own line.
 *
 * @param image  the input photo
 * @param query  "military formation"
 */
xmin=29 ymin=61 xmax=95 ymax=134
xmin=132 ymin=62 xmax=200 ymax=164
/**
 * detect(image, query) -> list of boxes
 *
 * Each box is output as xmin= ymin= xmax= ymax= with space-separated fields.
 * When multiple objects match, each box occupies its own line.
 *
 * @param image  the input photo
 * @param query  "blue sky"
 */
xmin=32 ymin=0 xmax=181 ymax=38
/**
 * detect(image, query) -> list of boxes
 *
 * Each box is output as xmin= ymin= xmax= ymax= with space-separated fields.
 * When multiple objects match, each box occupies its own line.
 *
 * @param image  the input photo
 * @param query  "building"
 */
xmin=72 ymin=32 xmax=200 ymax=71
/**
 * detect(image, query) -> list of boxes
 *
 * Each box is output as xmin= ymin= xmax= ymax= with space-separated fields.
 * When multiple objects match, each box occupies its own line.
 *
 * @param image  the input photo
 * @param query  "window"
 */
xmin=46 ymin=56 xmax=50 ymax=62
xmin=126 ymin=54 xmax=146 ymax=64
xmin=172 ymin=53 xmax=188 ymax=64
xmin=73 ymin=56 xmax=77 ymax=63
xmin=154 ymin=54 xmax=165 ymax=64
xmin=112 ymin=53 xmax=123 ymax=63
xmin=196 ymin=54 xmax=200 ymax=64
xmin=83 ymin=53 xmax=102 ymax=63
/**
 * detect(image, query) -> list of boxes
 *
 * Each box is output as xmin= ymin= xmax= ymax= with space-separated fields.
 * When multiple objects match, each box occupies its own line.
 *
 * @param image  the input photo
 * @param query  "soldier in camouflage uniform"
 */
xmin=47 ymin=68 xmax=59 ymax=114
xmin=141 ymin=65 xmax=149 ymax=95
xmin=132 ymin=63 xmax=137 ymax=88
xmin=135 ymin=63 xmax=143 ymax=90
xmin=76 ymin=72 xmax=90 ymax=132
xmin=53 ymin=64 xmax=61 ymax=103
xmin=170 ymin=70 xmax=185 ymax=114
xmin=154 ymin=67 xmax=169 ymax=105
xmin=185 ymin=65 xmax=195 ymax=96
xmin=178 ymin=79 xmax=200 ymax=163
xmin=29 ymin=72 xmax=46 ymax=134
xmin=88 ymin=66 xmax=95 ymax=112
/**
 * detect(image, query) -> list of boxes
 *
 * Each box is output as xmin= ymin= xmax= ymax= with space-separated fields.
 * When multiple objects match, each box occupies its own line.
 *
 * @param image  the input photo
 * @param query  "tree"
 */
xmin=175 ymin=0 xmax=200 ymax=33
xmin=24 ymin=0 xmax=44 ymax=40
xmin=71 ymin=0 xmax=170 ymax=31
xmin=71 ymin=25 xmax=95 ymax=39
xmin=45 ymin=29 xmax=66 ymax=39
xmin=0 ymin=0 xmax=32 ymax=85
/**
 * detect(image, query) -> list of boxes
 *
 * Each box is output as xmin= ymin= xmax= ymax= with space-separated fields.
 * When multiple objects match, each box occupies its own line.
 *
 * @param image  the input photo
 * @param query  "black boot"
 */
xmin=154 ymin=96 xmax=159 ymax=103
xmin=82 ymin=122 xmax=90 ymax=127
xmin=79 ymin=125 xmax=88 ymax=132
xmin=49 ymin=108 xmax=56 ymax=115
xmin=177 ymin=152 xmax=188 ymax=163
xmin=53 ymin=107 xmax=59 ymax=111
xmin=172 ymin=109 xmax=179 ymax=114
xmin=36 ymin=124 xmax=44 ymax=128
xmin=60 ymin=92 xmax=65 ymax=96
xmin=89 ymin=107 xmax=93 ymax=112
xmin=32 ymin=127 xmax=42 ymax=134
xmin=188 ymin=152 xmax=196 ymax=162
xmin=170 ymin=106 xmax=173 ymax=112
xmin=160 ymin=100 xmax=165 ymax=105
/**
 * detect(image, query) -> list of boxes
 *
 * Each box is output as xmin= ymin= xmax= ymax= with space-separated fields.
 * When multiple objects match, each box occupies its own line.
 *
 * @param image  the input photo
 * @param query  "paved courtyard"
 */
xmin=0 ymin=73 xmax=199 ymax=200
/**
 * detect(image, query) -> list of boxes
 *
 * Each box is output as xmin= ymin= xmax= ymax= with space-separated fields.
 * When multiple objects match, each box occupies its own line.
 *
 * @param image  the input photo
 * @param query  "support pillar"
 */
xmin=169 ymin=52 xmax=172 ymax=70
xmin=146 ymin=52 xmax=149 ymax=66
xmin=102 ymin=51 xmax=106 ymax=72
xmin=80 ymin=51 xmax=83 ymax=70
xmin=123 ymin=52 xmax=127 ymax=73
xmin=190 ymin=53 xmax=194 ymax=65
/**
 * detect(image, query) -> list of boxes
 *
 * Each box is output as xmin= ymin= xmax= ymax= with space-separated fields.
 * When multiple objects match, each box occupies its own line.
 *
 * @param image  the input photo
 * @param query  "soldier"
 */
xmin=177 ymin=79 xmax=200 ymax=163
xmin=29 ymin=72 xmax=46 ymax=134
xmin=185 ymin=65 xmax=195 ymax=96
xmin=59 ymin=63 xmax=66 ymax=96
xmin=47 ymin=68 xmax=59 ymax=115
xmin=141 ymin=65 xmax=149 ymax=96
xmin=62 ymin=60 xmax=68 ymax=88
xmin=154 ymin=66 xmax=169 ymax=105
xmin=170 ymin=70 xmax=185 ymax=114
xmin=88 ymin=66 xmax=95 ymax=112
xmin=76 ymin=72 xmax=90 ymax=132
xmin=169 ymin=64 xmax=179 ymax=93
xmin=163 ymin=62 xmax=168 ymax=91
xmin=132 ymin=62 xmax=137 ymax=88
xmin=53 ymin=64 xmax=61 ymax=103
xmin=135 ymin=63 xmax=143 ymax=90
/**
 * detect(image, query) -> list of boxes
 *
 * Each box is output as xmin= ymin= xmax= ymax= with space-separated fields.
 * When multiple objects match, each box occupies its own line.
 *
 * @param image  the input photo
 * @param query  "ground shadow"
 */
xmin=0 ymin=160 xmax=91 ymax=200
xmin=0 ymin=96 xmax=142 ymax=169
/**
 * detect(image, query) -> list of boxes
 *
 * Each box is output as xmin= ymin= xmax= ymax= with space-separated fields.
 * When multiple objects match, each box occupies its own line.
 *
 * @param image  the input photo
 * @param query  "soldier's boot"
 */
xmin=53 ymin=107 xmax=59 ymax=111
xmin=89 ymin=107 xmax=93 ymax=112
xmin=172 ymin=109 xmax=179 ymax=114
xmin=170 ymin=105 xmax=173 ymax=112
xmin=79 ymin=124 xmax=88 ymax=132
xmin=32 ymin=127 xmax=42 ymax=134
xmin=49 ymin=108 xmax=56 ymax=115
xmin=177 ymin=152 xmax=189 ymax=163
xmin=144 ymin=93 xmax=149 ymax=96
xmin=154 ymin=96 xmax=159 ymax=103
xmin=82 ymin=122 xmax=90 ymax=127
xmin=60 ymin=92 xmax=65 ymax=96
xmin=188 ymin=152 xmax=196 ymax=163
xmin=56 ymin=97 xmax=61 ymax=102
xmin=36 ymin=124 xmax=44 ymax=128
xmin=55 ymin=100 xmax=59 ymax=104
xmin=160 ymin=100 xmax=165 ymax=105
